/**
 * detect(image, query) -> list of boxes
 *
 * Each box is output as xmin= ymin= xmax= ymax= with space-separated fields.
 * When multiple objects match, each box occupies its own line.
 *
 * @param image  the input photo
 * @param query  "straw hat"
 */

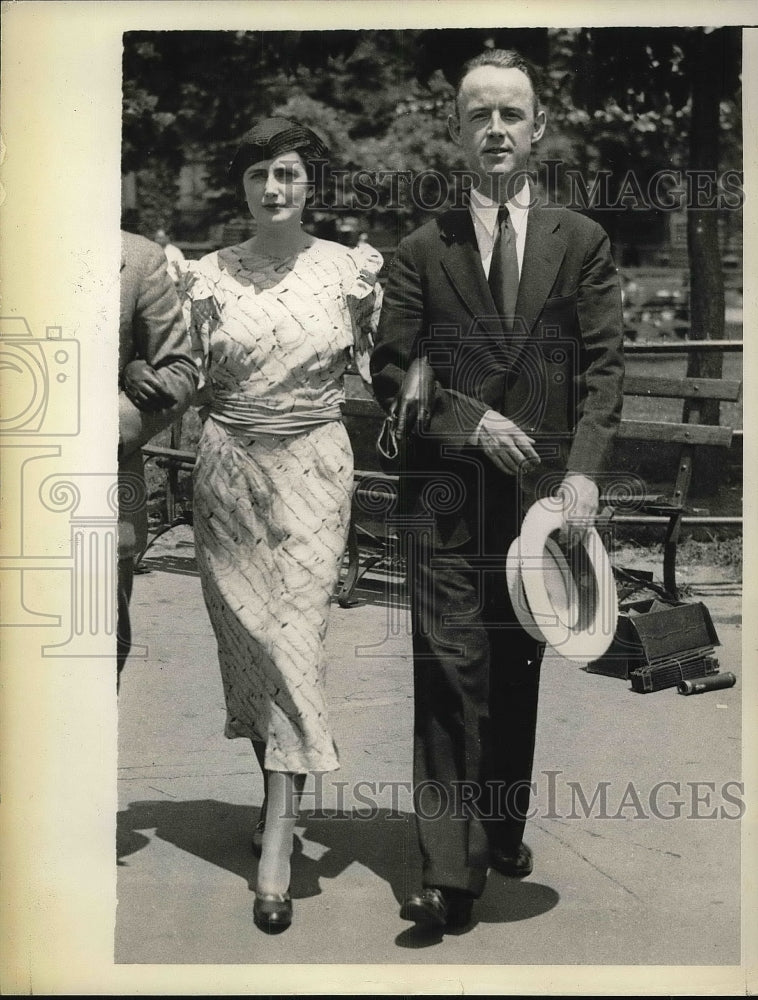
xmin=506 ymin=497 xmax=618 ymax=663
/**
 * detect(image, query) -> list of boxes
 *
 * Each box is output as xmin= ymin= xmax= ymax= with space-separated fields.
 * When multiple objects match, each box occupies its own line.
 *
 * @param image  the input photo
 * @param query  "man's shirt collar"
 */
xmin=469 ymin=179 xmax=531 ymax=237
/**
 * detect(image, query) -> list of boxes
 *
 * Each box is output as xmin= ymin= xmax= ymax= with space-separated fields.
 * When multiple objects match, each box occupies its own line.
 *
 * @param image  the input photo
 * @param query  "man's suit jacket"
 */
xmin=119 ymin=231 xmax=198 ymax=560
xmin=370 ymin=205 xmax=625 ymax=550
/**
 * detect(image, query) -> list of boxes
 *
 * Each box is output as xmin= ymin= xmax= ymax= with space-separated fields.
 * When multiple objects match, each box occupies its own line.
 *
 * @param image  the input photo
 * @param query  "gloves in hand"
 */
xmin=393 ymin=356 xmax=436 ymax=438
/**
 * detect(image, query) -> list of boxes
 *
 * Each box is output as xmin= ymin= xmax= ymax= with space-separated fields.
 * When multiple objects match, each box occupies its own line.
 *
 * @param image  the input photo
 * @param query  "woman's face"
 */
xmin=242 ymin=151 xmax=311 ymax=229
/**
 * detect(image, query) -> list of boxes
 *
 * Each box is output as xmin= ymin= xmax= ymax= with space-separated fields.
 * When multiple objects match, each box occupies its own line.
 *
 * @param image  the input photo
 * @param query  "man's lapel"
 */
xmin=515 ymin=207 xmax=568 ymax=335
xmin=438 ymin=205 xmax=568 ymax=352
xmin=439 ymin=209 xmax=507 ymax=341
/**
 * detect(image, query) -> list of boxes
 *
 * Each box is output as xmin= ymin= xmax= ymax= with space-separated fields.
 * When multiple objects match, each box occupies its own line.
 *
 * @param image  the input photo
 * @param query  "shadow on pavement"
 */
xmin=117 ymin=799 xmax=559 ymax=933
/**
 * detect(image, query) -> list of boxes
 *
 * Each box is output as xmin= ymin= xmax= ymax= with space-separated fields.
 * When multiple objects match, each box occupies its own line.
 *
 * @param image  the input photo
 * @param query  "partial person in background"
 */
xmin=180 ymin=117 xmax=382 ymax=934
xmin=620 ymin=271 xmax=640 ymax=338
xmin=118 ymin=230 xmax=199 ymax=691
xmin=153 ymin=227 xmax=187 ymax=285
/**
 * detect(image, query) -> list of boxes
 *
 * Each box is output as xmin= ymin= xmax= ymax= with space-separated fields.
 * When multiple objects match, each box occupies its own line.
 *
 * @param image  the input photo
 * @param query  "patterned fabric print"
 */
xmin=193 ymin=419 xmax=352 ymax=772
xmin=183 ymin=239 xmax=380 ymax=774
xmin=182 ymin=240 xmax=379 ymax=433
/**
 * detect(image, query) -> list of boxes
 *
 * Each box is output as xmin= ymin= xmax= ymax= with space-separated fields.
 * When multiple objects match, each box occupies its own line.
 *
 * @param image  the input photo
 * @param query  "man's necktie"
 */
xmin=487 ymin=206 xmax=520 ymax=331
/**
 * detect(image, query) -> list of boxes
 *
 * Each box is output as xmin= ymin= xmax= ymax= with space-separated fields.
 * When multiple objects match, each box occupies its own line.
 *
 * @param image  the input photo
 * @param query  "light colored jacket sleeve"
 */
xmin=118 ymin=242 xmax=199 ymax=459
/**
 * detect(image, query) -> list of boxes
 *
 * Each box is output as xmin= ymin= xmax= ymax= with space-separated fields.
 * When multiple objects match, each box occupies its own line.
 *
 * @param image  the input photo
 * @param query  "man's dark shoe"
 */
xmin=489 ymin=842 xmax=533 ymax=878
xmin=400 ymin=887 xmax=473 ymax=929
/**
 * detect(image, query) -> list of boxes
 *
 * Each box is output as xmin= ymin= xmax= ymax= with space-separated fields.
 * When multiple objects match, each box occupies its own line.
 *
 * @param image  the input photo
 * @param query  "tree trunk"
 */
xmin=685 ymin=28 xmax=725 ymax=407
xmin=684 ymin=28 xmax=729 ymax=500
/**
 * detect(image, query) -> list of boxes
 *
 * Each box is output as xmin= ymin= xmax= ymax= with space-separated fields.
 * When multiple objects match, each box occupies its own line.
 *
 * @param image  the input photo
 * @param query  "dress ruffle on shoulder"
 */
xmin=346 ymin=243 xmax=384 ymax=297
xmin=341 ymin=243 xmax=384 ymax=384
xmin=177 ymin=254 xmax=223 ymax=394
xmin=177 ymin=252 xmax=221 ymax=294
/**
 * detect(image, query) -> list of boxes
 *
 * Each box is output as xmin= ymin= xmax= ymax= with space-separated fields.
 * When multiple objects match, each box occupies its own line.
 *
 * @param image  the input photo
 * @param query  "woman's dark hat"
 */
xmin=229 ymin=117 xmax=329 ymax=185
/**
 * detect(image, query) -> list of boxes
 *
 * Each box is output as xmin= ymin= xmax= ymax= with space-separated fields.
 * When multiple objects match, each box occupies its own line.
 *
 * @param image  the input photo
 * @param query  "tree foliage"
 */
xmin=122 ymin=26 xmax=742 ymax=361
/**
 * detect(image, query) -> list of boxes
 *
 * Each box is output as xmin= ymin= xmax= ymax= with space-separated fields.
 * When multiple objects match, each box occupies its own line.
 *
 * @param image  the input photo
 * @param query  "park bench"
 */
xmin=139 ymin=340 xmax=742 ymax=607
xmin=604 ymin=340 xmax=742 ymax=599
xmin=337 ymin=339 xmax=742 ymax=605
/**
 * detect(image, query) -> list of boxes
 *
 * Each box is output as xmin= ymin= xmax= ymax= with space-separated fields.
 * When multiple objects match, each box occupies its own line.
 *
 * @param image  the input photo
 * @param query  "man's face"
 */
xmin=449 ymin=65 xmax=546 ymax=199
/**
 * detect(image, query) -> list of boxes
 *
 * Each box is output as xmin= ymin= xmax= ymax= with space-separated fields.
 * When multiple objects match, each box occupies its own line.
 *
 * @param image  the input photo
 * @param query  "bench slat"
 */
xmin=142 ymin=444 xmax=197 ymax=463
xmin=342 ymin=397 xmax=383 ymax=417
xmin=623 ymin=375 xmax=742 ymax=401
xmin=344 ymin=381 xmax=742 ymax=417
xmin=618 ymin=419 xmax=733 ymax=447
xmin=354 ymin=469 xmax=398 ymax=483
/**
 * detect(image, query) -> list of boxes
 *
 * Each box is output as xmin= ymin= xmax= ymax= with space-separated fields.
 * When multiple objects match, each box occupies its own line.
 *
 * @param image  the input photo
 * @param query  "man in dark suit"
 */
xmin=370 ymin=49 xmax=624 ymax=929
xmin=118 ymin=230 xmax=198 ymax=689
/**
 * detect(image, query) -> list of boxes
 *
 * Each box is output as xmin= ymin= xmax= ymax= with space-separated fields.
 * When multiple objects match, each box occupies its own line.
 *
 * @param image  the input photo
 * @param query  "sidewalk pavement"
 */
xmin=116 ymin=526 xmax=743 ymax=971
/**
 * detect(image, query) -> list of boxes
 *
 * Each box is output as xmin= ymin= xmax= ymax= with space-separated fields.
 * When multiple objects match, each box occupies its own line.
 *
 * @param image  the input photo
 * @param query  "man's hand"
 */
xmin=471 ymin=410 xmax=541 ymax=476
xmin=394 ymin=356 xmax=436 ymax=438
xmin=123 ymin=359 xmax=177 ymax=412
xmin=557 ymin=473 xmax=600 ymax=547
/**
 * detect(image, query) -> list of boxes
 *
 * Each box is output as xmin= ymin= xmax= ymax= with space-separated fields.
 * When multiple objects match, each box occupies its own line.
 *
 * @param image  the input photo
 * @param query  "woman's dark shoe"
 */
xmin=253 ymin=889 xmax=292 ymax=933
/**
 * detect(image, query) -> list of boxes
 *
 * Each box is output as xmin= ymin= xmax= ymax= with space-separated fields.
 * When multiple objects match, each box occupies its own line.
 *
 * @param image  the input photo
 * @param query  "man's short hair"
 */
xmin=453 ymin=48 xmax=543 ymax=116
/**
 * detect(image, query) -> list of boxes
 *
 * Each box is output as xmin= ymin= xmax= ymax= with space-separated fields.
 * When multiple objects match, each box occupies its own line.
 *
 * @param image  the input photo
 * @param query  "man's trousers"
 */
xmin=407 ymin=526 xmax=544 ymax=898
xmin=117 ymin=556 xmax=134 ymax=689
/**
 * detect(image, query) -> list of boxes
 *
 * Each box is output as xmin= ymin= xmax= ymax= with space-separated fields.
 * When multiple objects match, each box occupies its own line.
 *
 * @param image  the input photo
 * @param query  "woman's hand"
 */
xmin=123 ymin=359 xmax=177 ymax=412
xmin=394 ymin=357 xmax=436 ymax=439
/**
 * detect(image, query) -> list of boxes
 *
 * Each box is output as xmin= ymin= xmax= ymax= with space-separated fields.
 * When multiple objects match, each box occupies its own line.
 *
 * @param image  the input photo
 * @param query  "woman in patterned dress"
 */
xmin=181 ymin=118 xmax=381 ymax=932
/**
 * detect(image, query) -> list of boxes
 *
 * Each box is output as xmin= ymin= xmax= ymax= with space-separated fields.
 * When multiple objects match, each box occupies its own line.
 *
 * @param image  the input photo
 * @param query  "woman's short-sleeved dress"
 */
xmin=182 ymin=239 xmax=381 ymax=773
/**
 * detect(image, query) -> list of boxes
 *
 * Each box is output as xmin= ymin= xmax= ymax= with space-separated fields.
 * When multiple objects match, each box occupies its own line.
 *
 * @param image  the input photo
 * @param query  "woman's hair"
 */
xmin=228 ymin=117 xmax=330 ymax=188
